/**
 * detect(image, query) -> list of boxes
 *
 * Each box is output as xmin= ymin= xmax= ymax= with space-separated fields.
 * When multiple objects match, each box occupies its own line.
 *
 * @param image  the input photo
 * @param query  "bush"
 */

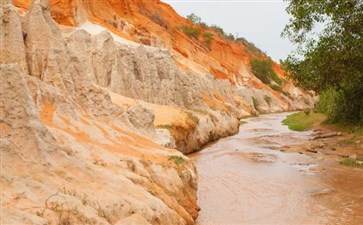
xmin=210 ymin=25 xmax=225 ymax=36
xmin=250 ymin=58 xmax=279 ymax=85
xmin=317 ymin=84 xmax=363 ymax=125
xmin=203 ymin=32 xmax=213 ymax=47
xmin=315 ymin=87 xmax=338 ymax=115
xmin=210 ymin=25 xmax=235 ymax=41
xmin=181 ymin=25 xmax=201 ymax=39
xmin=269 ymin=84 xmax=283 ymax=92
xmin=271 ymin=72 xmax=282 ymax=85
xmin=225 ymin=33 xmax=235 ymax=41
xmin=199 ymin=22 xmax=208 ymax=29
xmin=236 ymin=37 xmax=264 ymax=56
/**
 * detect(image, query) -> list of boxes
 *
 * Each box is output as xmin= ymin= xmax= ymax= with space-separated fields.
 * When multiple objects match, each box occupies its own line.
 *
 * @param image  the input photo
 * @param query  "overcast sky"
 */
xmin=162 ymin=0 xmax=294 ymax=62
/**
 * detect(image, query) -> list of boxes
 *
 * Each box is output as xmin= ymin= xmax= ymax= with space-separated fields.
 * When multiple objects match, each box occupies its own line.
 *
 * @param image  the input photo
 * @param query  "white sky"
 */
xmin=162 ymin=0 xmax=294 ymax=62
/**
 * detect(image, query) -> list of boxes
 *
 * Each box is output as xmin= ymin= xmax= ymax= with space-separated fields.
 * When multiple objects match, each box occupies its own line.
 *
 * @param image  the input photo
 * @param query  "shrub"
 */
xmin=181 ymin=25 xmax=201 ymax=39
xmin=250 ymin=58 xmax=278 ymax=85
xmin=236 ymin=37 xmax=264 ymax=56
xmin=269 ymin=84 xmax=283 ymax=93
xmin=210 ymin=24 xmax=225 ymax=36
xmin=317 ymin=84 xmax=363 ymax=125
xmin=169 ymin=155 xmax=185 ymax=165
xmin=225 ymin=33 xmax=235 ymax=41
xmin=203 ymin=32 xmax=213 ymax=47
xmin=271 ymin=72 xmax=282 ymax=85
xmin=316 ymin=88 xmax=337 ymax=114
xmin=199 ymin=22 xmax=208 ymax=29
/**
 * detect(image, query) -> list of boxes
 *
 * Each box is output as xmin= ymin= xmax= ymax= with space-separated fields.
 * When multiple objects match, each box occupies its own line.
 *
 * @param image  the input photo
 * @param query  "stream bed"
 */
xmin=191 ymin=112 xmax=363 ymax=225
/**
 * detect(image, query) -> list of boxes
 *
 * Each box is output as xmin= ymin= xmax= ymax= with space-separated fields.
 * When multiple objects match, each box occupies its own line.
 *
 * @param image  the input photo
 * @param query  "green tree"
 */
xmin=186 ymin=13 xmax=201 ymax=25
xmin=282 ymin=0 xmax=363 ymax=124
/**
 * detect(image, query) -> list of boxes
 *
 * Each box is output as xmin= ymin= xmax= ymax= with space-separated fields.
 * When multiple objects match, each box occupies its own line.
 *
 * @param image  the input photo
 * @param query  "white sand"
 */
xmin=80 ymin=22 xmax=139 ymax=47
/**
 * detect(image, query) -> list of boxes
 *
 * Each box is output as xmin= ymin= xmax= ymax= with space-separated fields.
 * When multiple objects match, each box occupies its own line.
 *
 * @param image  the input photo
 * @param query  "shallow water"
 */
xmin=191 ymin=112 xmax=363 ymax=225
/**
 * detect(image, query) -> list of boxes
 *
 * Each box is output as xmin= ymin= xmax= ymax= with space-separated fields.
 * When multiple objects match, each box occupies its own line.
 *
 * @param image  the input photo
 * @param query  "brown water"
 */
xmin=191 ymin=112 xmax=363 ymax=225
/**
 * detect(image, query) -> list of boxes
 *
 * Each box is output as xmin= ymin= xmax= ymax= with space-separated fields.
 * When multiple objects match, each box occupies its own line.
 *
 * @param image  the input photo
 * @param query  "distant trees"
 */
xmin=186 ymin=13 xmax=201 ymax=25
xmin=282 ymin=0 xmax=363 ymax=124
xmin=183 ymin=13 xmax=242 ymax=44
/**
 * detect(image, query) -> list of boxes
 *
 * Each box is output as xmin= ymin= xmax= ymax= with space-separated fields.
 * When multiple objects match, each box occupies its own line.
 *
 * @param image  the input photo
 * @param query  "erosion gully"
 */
xmin=190 ymin=112 xmax=363 ymax=225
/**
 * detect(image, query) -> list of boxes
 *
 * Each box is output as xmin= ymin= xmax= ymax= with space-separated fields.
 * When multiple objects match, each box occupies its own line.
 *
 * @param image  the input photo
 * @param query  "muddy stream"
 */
xmin=191 ymin=112 xmax=363 ymax=225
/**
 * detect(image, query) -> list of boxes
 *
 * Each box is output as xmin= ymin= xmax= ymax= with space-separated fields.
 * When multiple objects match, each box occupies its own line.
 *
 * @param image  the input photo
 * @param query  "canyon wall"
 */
xmin=1 ymin=1 xmax=198 ymax=224
xmin=1 ymin=0 xmax=315 ymax=224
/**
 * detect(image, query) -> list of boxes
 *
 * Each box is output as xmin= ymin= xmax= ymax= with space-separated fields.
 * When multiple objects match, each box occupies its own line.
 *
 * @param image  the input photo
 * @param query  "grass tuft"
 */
xmin=239 ymin=120 xmax=247 ymax=125
xmin=282 ymin=111 xmax=326 ymax=131
xmin=168 ymin=155 xmax=185 ymax=165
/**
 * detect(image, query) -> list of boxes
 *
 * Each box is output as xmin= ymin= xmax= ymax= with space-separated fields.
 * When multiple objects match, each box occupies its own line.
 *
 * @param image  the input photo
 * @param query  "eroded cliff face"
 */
xmin=11 ymin=0 xmax=316 ymax=153
xmin=1 ymin=1 xmax=198 ymax=224
xmin=2 ymin=0 xmax=315 ymax=224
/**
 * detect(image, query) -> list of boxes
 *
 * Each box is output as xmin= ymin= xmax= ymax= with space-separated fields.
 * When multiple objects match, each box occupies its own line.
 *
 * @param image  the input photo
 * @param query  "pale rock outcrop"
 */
xmin=126 ymin=104 xmax=155 ymax=133
xmin=60 ymin=25 xmax=315 ymax=153
xmin=1 ymin=1 xmax=198 ymax=224
xmin=122 ymin=104 xmax=176 ymax=148
xmin=0 ymin=0 xmax=27 ymax=72
xmin=0 ymin=64 xmax=58 ymax=162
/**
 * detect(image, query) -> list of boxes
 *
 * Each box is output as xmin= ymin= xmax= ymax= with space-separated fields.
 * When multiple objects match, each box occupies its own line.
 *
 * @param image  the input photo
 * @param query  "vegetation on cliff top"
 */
xmin=282 ymin=0 xmax=363 ymax=125
xmin=185 ymin=13 xmax=264 ymax=54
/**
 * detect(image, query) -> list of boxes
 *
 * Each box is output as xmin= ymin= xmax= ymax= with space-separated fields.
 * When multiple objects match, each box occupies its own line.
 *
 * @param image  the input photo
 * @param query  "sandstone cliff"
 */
xmin=11 ymin=0 xmax=315 ymax=154
xmin=1 ymin=1 xmax=198 ymax=224
xmin=1 ymin=0 xmax=315 ymax=224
